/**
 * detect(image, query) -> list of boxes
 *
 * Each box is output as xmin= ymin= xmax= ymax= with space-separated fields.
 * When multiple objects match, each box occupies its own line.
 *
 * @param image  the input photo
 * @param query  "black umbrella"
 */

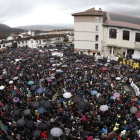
xmin=17 ymin=118 xmax=26 ymax=127
xmin=97 ymin=96 xmax=105 ymax=104
xmin=43 ymin=101 xmax=52 ymax=109
xmin=57 ymin=77 xmax=63 ymax=82
xmin=51 ymin=82 xmax=57 ymax=86
xmin=78 ymin=101 xmax=87 ymax=108
xmin=32 ymin=130 xmax=41 ymax=138
xmin=39 ymin=122 xmax=48 ymax=131
xmin=24 ymin=109 xmax=31 ymax=115
xmin=72 ymin=96 xmax=83 ymax=103
xmin=40 ymin=100 xmax=46 ymax=106
xmin=32 ymin=101 xmax=40 ymax=108
xmin=13 ymin=110 xmax=21 ymax=117
xmin=30 ymin=85 xmax=39 ymax=91
xmin=26 ymin=120 xmax=35 ymax=129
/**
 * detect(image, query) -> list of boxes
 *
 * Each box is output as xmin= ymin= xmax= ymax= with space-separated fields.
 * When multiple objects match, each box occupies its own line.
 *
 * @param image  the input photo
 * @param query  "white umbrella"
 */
xmin=63 ymin=92 xmax=72 ymax=99
xmin=50 ymin=127 xmax=63 ymax=137
xmin=0 ymin=86 xmax=5 ymax=90
xmin=116 ymin=77 xmax=121 ymax=80
xmin=13 ymin=77 xmax=18 ymax=80
xmin=100 ymin=105 xmax=108 ymax=112
xmin=52 ymin=64 xmax=56 ymax=67
xmin=9 ymin=80 xmax=13 ymax=84
xmin=96 ymin=93 xmax=101 ymax=97
xmin=50 ymin=76 xmax=55 ymax=79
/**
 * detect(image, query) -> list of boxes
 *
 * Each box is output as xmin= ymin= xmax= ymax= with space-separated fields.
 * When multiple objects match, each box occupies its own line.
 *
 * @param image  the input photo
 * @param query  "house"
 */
xmin=72 ymin=7 xmax=140 ymax=58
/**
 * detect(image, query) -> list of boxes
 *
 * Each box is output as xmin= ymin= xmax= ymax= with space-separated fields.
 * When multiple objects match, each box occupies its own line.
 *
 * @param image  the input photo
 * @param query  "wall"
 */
xmin=103 ymin=26 xmax=140 ymax=56
xmin=74 ymin=16 xmax=103 ymax=52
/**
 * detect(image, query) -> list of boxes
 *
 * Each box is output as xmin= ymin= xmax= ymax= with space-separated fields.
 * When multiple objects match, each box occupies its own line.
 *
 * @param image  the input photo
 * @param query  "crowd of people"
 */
xmin=0 ymin=46 xmax=140 ymax=140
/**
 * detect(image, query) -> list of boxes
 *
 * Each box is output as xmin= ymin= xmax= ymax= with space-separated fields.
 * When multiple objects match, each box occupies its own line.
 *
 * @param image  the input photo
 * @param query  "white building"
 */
xmin=72 ymin=8 xmax=103 ymax=54
xmin=72 ymin=8 xmax=140 ymax=58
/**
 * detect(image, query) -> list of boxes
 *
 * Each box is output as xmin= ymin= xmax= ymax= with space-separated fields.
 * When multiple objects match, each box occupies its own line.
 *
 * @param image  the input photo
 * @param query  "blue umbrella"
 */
xmin=38 ymin=107 xmax=46 ymax=114
xmin=91 ymin=90 xmax=98 ymax=95
xmin=75 ymin=67 xmax=80 ymax=70
xmin=99 ymin=63 xmax=103 ymax=66
xmin=28 ymin=81 xmax=34 ymax=85
xmin=36 ymin=87 xmax=44 ymax=94
xmin=79 ymin=60 xmax=83 ymax=63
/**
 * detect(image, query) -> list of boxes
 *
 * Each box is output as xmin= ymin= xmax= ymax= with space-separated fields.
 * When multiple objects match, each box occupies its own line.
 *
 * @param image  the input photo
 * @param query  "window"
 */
xmin=123 ymin=30 xmax=130 ymax=40
xmin=135 ymin=32 xmax=140 ymax=42
xmin=96 ymin=25 xmax=99 ymax=31
xmin=95 ymin=17 xmax=99 ymax=22
xmin=95 ymin=35 xmax=99 ymax=41
xmin=95 ymin=44 xmax=98 ymax=50
xmin=109 ymin=29 xmax=117 ymax=39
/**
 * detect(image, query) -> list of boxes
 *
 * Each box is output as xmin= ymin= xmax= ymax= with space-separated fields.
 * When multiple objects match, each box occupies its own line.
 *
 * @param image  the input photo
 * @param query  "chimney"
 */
xmin=86 ymin=7 xmax=95 ymax=12
xmin=99 ymin=8 xmax=102 ymax=11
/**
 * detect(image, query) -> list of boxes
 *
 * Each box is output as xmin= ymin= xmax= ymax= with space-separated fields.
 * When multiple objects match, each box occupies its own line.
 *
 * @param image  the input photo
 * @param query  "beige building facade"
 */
xmin=72 ymin=8 xmax=140 ymax=58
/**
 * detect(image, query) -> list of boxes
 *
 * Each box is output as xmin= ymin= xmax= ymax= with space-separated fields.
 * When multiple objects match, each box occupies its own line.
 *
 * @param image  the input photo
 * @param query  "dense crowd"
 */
xmin=0 ymin=46 xmax=140 ymax=140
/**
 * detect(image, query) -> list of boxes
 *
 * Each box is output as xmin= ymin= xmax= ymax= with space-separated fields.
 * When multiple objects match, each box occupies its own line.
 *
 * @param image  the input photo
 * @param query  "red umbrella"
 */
xmin=46 ymin=63 xmax=50 ymax=66
xmin=0 ymin=77 xmax=3 ymax=80
xmin=16 ymin=67 xmax=20 ymax=70
xmin=107 ymin=131 xmax=116 ymax=139
xmin=135 ymin=111 xmax=140 ymax=118
xmin=102 ymin=67 xmax=107 ymax=71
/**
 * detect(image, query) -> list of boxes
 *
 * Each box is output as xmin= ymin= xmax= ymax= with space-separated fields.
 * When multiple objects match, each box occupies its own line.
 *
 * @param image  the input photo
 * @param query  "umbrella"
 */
xmin=0 ymin=85 xmax=5 ymax=90
xmin=107 ymin=131 xmax=116 ymax=139
xmin=129 ymin=69 xmax=134 ymax=72
xmin=24 ymin=109 xmax=31 ymax=115
xmin=100 ymin=105 xmax=108 ymax=112
xmin=102 ymin=67 xmax=107 ymax=71
xmin=79 ymin=60 xmax=83 ymax=63
xmin=13 ymin=97 xmax=20 ymax=103
xmin=113 ymin=92 xmax=120 ymax=98
xmin=16 ymin=67 xmax=20 ymax=70
xmin=50 ymin=76 xmax=55 ymax=79
xmin=135 ymin=111 xmax=140 ymax=118
xmin=57 ymin=77 xmax=63 ymax=82
xmin=43 ymin=101 xmax=52 ymax=109
xmin=50 ymin=127 xmax=63 ymax=137
xmin=47 ymin=79 xmax=53 ymax=82
xmin=63 ymin=92 xmax=72 ymax=98
xmin=30 ymin=85 xmax=39 ymax=91
xmin=51 ymin=82 xmax=57 ymax=86
xmin=103 ymin=77 xmax=108 ymax=80
xmin=62 ymin=65 xmax=68 ymax=68
xmin=13 ymin=110 xmax=21 ymax=116
xmin=102 ymin=82 xmax=109 ymax=86
xmin=38 ymin=107 xmax=46 ymax=114
xmin=40 ymin=100 xmax=46 ymax=106
xmin=72 ymin=96 xmax=83 ymax=103
xmin=28 ymin=81 xmax=34 ymax=85
xmin=97 ymin=96 xmax=105 ymax=103
xmin=116 ymin=77 xmax=121 ymax=80
xmin=13 ymin=77 xmax=18 ymax=80
xmin=33 ymin=130 xmax=41 ymax=138
xmin=40 ymin=78 xmax=45 ymax=82
xmin=26 ymin=120 xmax=35 ymax=129
xmin=110 ymin=74 xmax=116 ymax=78
xmin=56 ymin=69 xmax=63 ymax=73
xmin=36 ymin=87 xmax=44 ymax=94
xmin=39 ymin=122 xmax=48 ymax=131
xmin=130 ymin=106 xmax=138 ymax=114
xmin=17 ymin=118 xmax=25 ymax=127
xmin=32 ymin=101 xmax=40 ymax=108
xmin=99 ymin=63 xmax=103 ymax=66
xmin=9 ymin=80 xmax=13 ymax=84
xmin=91 ymin=90 xmax=98 ymax=95
xmin=114 ymin=65 xmax=120 ymax=70
xmin=78 ymin=101 xmax=87 ymax=108
xmin=46 ymin=77 xmax=51 ymax=80
xmin=137 ymin=75 xmax=140 ymax=78
xmin=0 ymin=76 xmax=3 ymax=80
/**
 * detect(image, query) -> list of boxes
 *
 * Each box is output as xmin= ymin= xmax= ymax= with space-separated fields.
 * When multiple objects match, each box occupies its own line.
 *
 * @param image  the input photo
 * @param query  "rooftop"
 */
xmin=72 ymin=7 xmax=104 ymax=16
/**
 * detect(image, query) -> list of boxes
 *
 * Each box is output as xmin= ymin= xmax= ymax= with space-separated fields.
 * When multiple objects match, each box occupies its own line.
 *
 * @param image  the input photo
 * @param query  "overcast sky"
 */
xmin=1 ymin=0 xmax=140 ymax=27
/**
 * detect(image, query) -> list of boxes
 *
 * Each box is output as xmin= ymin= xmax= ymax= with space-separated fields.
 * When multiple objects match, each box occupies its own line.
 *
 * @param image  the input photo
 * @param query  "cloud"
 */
xmin=1 ymin=0 xmax=140 ymax=27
